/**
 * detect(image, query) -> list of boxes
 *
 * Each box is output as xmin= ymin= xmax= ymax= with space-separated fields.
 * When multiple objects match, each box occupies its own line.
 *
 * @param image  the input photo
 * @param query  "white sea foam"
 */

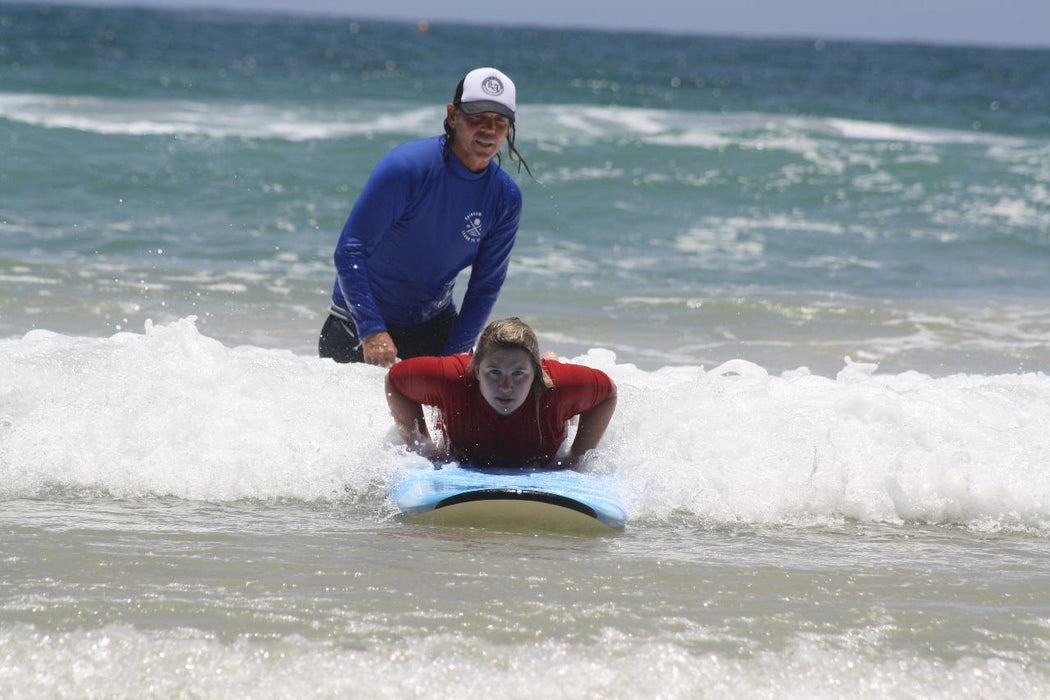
xmin=4 ymin=93 xmax=1033 ymax=154
xmin=789 ymin=255 xmax=884 ymax=271
xmin=824 ymin=117 xmax=1026 ymax=146
xmin=835 ymin=304 xmax=1050 ymax=366
xmin=0 ymin=274 xmax=60 ymax=285
xmin=673 ymin=214 xmax=879 ymax=270
xmin=673 ymin=226 xmax=766 ymax=269
xmin=510 ymin=249 xmax=595 ymax=277
xmin=0 ymin=93 xmax=438 ymax=140
xmin=2 ymin=319 xmax=1048 ymax=533
xmin=0 ymin=318 xmax=395 ymax=502
xmin=1 ymin=623 xmax=1044 ymax=699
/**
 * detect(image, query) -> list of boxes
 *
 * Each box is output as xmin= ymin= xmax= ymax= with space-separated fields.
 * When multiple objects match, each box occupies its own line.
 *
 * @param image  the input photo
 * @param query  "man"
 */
xmin=319 ymin=67 xmax=529 ymax=367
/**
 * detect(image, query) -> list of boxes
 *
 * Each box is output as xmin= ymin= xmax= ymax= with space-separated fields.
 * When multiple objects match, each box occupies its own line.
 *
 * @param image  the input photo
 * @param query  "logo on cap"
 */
xmin=480 ymin=77 xmax=504 ymax=97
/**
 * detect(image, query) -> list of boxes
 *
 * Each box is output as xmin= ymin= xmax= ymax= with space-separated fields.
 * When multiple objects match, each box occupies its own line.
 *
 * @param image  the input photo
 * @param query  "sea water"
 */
xmin=2 ymin=5 xmax=1050 ymax=697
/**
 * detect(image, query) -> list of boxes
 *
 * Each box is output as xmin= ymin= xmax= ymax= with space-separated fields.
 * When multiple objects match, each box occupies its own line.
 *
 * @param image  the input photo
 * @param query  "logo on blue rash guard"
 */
xmin=461 ymin=212 xmax=483 ymax=242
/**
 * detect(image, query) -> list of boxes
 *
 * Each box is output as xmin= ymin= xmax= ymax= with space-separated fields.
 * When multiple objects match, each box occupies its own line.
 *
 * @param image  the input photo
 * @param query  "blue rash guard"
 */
xmin=330 ymin=135 xmax=522 ymax=354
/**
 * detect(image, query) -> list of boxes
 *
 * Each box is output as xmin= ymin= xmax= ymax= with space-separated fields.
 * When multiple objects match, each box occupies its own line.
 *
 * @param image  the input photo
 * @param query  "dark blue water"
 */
xmin=5 ymin=3 xmax=1049 ymax=133
xmin=2 ymin=2 xmax=1049 ymax=374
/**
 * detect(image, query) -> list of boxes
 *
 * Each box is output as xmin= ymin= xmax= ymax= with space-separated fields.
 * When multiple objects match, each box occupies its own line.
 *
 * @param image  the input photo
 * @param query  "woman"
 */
xmin=385 ymin=318 xmax=617 ymax=469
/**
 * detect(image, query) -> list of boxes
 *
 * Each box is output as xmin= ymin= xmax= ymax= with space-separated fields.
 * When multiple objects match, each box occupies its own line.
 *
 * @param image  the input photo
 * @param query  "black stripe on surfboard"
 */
xmin=434 ymin=489 xmax=598 ymax=519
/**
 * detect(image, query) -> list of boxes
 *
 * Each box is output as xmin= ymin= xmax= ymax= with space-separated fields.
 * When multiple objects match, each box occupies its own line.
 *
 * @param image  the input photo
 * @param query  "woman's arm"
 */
xmin=385 ymin=373 xmax=438 ymax=458
xmin=568 ymin=381 xmax=617 ymax=469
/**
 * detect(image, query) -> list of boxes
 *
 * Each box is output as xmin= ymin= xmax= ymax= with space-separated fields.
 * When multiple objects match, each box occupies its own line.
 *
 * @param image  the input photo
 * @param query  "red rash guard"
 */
xmin=387 ymin=354 xmax=613 ymax=467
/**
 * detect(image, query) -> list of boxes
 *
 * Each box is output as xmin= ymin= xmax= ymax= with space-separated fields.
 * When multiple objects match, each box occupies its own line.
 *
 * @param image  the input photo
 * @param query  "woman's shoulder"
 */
xmin=387 ymin=353 xmax=473 ymax=403
xmin=393 ymin=352 xmax=472 ymax=380
xmin=542 ymin=359 xmax=610 ymax=386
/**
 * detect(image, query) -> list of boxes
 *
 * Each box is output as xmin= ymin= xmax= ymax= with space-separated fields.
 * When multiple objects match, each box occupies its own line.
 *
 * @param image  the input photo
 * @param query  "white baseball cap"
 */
xmin=453 ymin=67 xmax=516 ymax=121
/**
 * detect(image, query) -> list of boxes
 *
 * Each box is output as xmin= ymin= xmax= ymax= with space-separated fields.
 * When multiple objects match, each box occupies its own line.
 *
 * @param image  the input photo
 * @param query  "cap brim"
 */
xmin=457 ymin=101 xmax=515 ymax=121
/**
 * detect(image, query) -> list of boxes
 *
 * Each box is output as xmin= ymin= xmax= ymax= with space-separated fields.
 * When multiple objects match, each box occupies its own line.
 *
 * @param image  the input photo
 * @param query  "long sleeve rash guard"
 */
xmin=331 ymin=135 xmax=522 ymax=354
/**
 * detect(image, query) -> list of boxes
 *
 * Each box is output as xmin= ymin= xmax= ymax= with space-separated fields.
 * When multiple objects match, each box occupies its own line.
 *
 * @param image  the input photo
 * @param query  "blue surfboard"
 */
xmin=389 ymin=464 xmax=627 ymax=534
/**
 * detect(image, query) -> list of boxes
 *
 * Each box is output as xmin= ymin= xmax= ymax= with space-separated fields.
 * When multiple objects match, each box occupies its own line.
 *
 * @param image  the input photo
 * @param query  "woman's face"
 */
xmin=476 ymin=347 xmax=535 ymax=416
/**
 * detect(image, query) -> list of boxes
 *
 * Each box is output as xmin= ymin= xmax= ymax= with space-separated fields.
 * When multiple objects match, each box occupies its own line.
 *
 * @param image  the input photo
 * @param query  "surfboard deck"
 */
xmin=389 ymin=464 xmax=627 ymax=535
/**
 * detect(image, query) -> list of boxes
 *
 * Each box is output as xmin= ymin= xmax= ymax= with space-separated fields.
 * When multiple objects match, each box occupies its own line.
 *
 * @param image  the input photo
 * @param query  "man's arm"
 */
xmin=443 ymin=181 xmax=522 ymax=353
xmin=334 ymin=149 xmax=414 ymax=365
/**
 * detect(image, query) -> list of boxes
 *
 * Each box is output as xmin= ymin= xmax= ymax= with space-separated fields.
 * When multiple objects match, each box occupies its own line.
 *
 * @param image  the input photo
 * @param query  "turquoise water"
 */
xmin=2 ymin=5 xmax=1050 ymax=697
xmin=3 ymin=4 xmax=1049 ymax=372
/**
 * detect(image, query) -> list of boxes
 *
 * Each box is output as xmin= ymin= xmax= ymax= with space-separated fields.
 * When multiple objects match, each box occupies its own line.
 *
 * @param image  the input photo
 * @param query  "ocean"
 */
xmin=2 ymin=3 xmax=1050 ymax=697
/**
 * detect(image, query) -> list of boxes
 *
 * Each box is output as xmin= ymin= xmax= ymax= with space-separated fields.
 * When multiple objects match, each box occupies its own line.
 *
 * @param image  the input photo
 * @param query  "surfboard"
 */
xmin=389 ymin=464 xmax=627 ymax=534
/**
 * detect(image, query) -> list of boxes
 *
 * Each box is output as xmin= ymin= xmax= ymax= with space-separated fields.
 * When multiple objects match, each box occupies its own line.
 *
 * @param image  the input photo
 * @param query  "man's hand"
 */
xmin=363 ymin=331 xmax=398 ymax=367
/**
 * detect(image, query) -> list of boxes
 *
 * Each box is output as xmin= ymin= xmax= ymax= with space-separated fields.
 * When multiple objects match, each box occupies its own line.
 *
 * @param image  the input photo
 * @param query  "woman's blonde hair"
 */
xmin=468 ymin=317 xmax=553 ymax=399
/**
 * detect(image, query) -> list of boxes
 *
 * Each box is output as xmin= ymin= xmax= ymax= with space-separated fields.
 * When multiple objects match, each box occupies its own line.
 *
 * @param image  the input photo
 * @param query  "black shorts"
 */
xmin=318 ymin=307 xmax=458 ymax=364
